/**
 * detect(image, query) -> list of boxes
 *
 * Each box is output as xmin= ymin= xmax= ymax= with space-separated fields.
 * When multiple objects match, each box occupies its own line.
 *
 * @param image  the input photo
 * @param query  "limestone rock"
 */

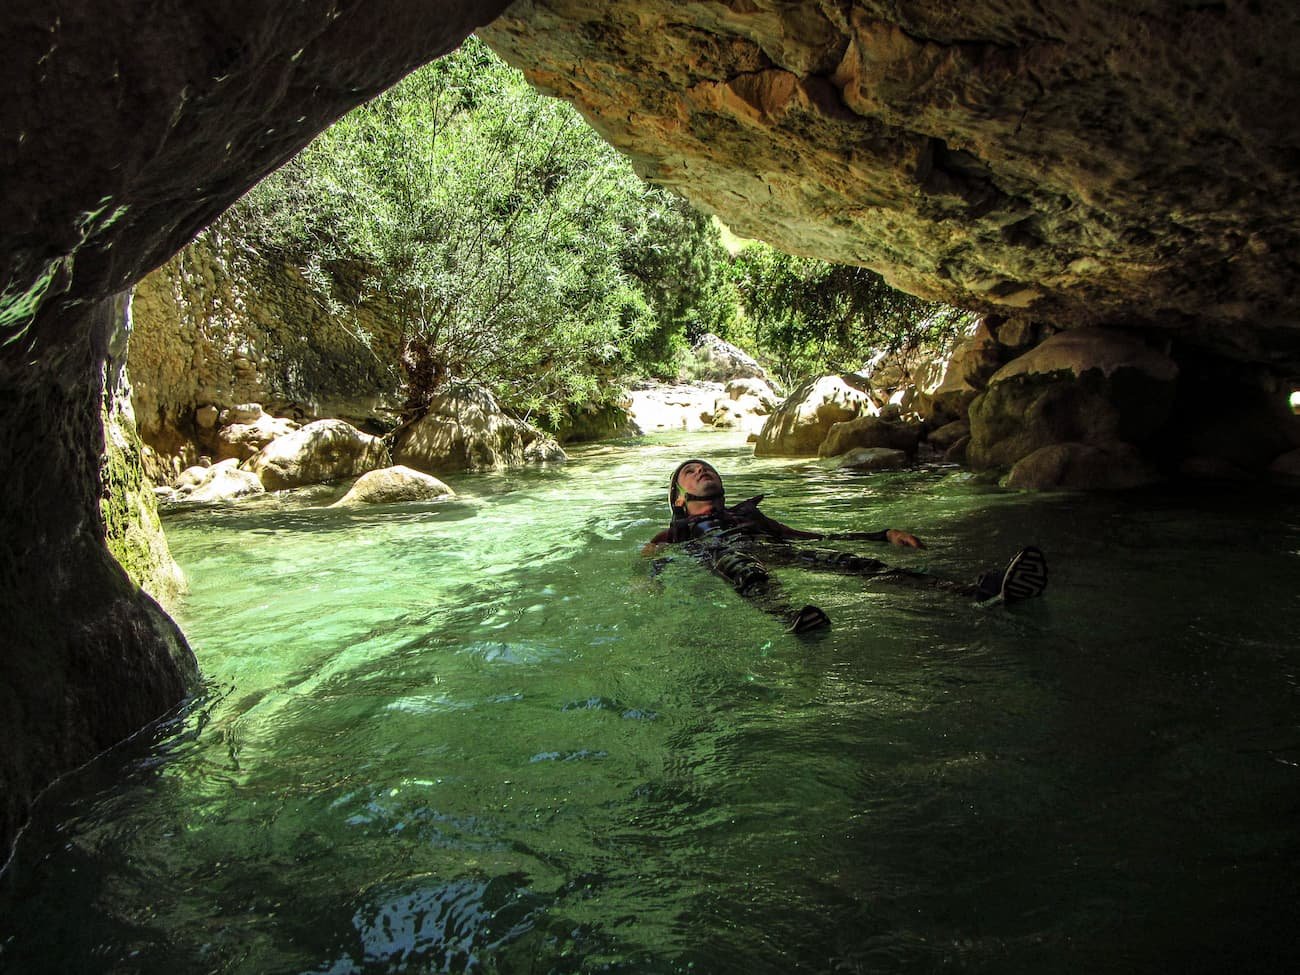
xmin=219 ymin=403 xmax=265 ymax=425
xmin=755 ymin=375 xmax=877 ymax=456
xmin=968 ymin=328 xmax=1178 ymax=471
xmin=1004 ymin=442 xmax=1159 ymax=490
xmin=392 ymin=383 xmax=537 ymax=473
xmin=247 ymin=419 xmax=389 ymax=490
xmin=690 ymin=334 xmax=768 ymax=382
xmin=927 ymin=420 xmax=971 ymax=451
xmin=830 ymin=447 xmax=910 ymax=472
xmin=331 ymin=466 xmax=454 ymax=506
xmin=819 ymin=415 xmax=923 ymax=459
xmin=175 ymin=465 xmax=210 ymax=491
xmin=129 ymin=225 xmax=409 ymax=457
xmin=100 ymin=304 xmax=187 ymax=608
xmin=915 ymin=321 xmax=1005 ymax=424
xmin=944 ymin=435 xmax=971 ymax=465
xmin=712 ymin=394 xmax=768 ymax=434
xmin=555 ymin=400 xmax=637 ymax=443
xmin=482 ymin=2 xmax=1300 ymax=359
xmin=524 ymin=435 xmax=568 ymax=463
xmin=184 ymin=459 xmax=267 ymax=502
xmin=627 ymin=381 xmax=724 ymax=433
xmin=725 ymin=376 xmax=780 ymax=409
xmin=216 ymin=408 xmax=300 ymax=462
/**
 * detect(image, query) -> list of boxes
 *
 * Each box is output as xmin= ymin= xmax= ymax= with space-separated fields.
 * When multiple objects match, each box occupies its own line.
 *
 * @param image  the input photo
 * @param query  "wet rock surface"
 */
xmin=0 ymin=0 xmax=508 ymax=860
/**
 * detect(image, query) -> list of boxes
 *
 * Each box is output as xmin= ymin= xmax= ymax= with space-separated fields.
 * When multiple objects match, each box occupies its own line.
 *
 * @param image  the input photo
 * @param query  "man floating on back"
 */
xmin=644 ymin=459 xmax=1048 ymax=634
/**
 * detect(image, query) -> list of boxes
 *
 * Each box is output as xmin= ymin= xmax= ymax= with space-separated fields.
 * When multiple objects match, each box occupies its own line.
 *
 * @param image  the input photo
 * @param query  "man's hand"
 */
xmin=885 ymin=529 xmax=926 ymax=549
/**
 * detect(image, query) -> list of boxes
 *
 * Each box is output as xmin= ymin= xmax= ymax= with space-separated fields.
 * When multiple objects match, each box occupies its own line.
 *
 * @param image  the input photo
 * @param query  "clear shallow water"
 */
xmin=3 ymin=432 xmax=1299 ymax=974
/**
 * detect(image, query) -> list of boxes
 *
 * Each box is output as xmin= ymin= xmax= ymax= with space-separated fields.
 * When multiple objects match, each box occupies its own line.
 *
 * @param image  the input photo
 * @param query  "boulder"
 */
xmin=818 ymin=415 xmax=923 ymax=459
xmin=219 ymin=403 xmax=266 ymax=425
xmin=754 ymin=375 xmax=877 ymax=457
xmin=968 ymin=328 xmax=1178 ymax=471
xmin=627 ymin=381 xmax=723 ymax=432
xmin=725 ymin=376 xmax=780 ymax=409
xmin=215 ymin=408 xmax=300 ymax=461
xmin=944 ymin=436 xmax=971 ymax=465
xmin=174 ymin=464 xmax=210 ymax=491
xmin=524 ymin=435 xmax=568 ymax=463
xmin=392 ymin=383 xmax=537 ymax=473
xmin=915 ymin=320 xmax=1005 ymax=424
xmin=246 ymin=419 xmax=389 ymax=490
xmin=331 ymin=466 xmax=454 ymax=506
xmin=184 ymin=459 xmax=267 ymax=502
xmin=1003 ymin=442 xmax=1159 ymax=490
xmin=554 ymin=400 xmax=637 ymax=443
xmin=926 ymin=420 xmax=971 ymax=452
xmin=689 ymin=334 xmax=767 ymax=382
xmin=712 ymin=394 xmax=768 ymax=434
xmin=829 ymin=447 xmax=910 ymax=472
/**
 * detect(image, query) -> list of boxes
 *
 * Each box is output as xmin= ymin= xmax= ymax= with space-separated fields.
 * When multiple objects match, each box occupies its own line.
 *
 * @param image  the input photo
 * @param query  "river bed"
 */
xmin=2 ymin=432 xmax=1298 ymax=973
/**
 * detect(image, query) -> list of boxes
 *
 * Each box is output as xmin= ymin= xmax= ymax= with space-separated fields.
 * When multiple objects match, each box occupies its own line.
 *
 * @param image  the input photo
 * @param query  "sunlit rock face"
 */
xmin=0 ymin=0 xmax=509 ymax=861
xmin=482 ymin=0 xmax=1300 ymax=369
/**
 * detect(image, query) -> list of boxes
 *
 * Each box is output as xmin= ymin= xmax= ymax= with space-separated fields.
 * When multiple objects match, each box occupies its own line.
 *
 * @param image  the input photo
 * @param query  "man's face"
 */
xmin=675 ymin=462 xmax=722 ymax=506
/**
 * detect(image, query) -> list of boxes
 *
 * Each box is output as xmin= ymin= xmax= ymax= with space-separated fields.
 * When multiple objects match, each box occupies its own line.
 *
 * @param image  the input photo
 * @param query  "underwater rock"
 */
xmin=1004 ymin=442 xmax=1159 ymax=490
xmin=830 ymin=447 xmax=910 ymax=472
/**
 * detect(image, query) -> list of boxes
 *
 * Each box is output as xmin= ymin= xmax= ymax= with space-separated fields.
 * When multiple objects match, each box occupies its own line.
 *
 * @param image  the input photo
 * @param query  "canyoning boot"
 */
xmin=787 ymin=604 xmax=831 ymax=634
xmin=977 ymin=546 xmax=1048 ymax=604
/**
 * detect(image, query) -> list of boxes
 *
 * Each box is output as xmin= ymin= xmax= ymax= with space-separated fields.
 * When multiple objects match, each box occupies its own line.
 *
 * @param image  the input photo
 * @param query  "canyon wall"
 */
xmin=0 ymin=0 xmax=511 ymax=861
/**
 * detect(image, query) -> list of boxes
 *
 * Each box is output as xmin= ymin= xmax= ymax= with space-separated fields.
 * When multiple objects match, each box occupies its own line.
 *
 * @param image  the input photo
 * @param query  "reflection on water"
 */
xmin=2 ymin=432 xmax=1299 ymax=973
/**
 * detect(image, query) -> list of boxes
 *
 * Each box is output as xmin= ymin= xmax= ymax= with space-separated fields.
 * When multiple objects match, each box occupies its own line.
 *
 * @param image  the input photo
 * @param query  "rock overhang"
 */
xmin=479 ymin=0 xmax=1300 ymax=372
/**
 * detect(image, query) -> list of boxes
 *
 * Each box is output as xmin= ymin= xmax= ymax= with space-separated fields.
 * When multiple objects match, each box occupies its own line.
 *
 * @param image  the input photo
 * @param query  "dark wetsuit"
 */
xmin=651 ymin=496 xmax=979 ymax=629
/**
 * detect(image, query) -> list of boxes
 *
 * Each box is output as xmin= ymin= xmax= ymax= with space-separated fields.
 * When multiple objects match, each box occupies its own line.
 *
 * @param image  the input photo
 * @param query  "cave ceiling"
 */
xmin=481 ymin=0 xmax=1300 ymax=369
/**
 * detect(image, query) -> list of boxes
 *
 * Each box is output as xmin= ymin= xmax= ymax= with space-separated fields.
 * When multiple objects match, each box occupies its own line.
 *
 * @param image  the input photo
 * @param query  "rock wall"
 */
xmin=0 ymin=0 xmax=510 ymax=862
xmin=130 ymin=224 xmax=407 ymax=458
xmin=481 ymin=1 xmax=1300 ymax=371
xmin=102 ymin=295 xmax=187 ymax=608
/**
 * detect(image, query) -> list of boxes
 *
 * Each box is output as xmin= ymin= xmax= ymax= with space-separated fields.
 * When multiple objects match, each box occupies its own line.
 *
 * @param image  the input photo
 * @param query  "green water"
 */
xmin=3 ymin=432 xmax=1299 ymax=973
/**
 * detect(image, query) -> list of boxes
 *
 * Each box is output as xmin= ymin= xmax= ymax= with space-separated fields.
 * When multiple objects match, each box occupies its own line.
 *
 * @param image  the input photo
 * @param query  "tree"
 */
xmin=728 ymin=245 xmax=972 ymax=386
xmin=236 ymin=38 xmax=736 ymax=427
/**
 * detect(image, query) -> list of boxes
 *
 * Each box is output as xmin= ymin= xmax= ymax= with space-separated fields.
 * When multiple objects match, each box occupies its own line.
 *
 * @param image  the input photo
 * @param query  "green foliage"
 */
xmin=237 ymin=38 xmax=734 ymax=426
xmin=727 ymin=245 xmax=972 ymax=387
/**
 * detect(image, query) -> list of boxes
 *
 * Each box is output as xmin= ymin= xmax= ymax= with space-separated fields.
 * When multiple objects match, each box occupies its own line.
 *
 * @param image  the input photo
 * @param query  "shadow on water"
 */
xmin=2 ymin=432 xmax=1299 ymax=973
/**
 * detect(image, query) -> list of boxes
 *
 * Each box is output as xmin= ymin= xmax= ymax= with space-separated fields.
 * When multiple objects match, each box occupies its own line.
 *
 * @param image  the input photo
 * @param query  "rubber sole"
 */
xmin=1001 ymin=546 xmax=1048 ymax=602
xmin=788 ymin=604 xmax=831 ymax=633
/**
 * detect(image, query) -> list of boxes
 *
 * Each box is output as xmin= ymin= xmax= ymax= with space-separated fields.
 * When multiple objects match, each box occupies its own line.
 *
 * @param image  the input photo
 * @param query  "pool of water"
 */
xmin=3 ymin=432 xmax=1299 ymax=973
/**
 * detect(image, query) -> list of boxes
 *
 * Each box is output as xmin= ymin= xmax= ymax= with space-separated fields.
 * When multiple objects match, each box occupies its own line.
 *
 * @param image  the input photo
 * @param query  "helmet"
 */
xmin=668 ymin=459 xmax=725 ymax=525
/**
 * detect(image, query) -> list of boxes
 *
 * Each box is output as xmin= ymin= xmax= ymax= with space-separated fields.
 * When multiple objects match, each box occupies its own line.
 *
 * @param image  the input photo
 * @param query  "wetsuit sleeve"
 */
xmin=818 ymin=529 xmax=891 ymax=542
